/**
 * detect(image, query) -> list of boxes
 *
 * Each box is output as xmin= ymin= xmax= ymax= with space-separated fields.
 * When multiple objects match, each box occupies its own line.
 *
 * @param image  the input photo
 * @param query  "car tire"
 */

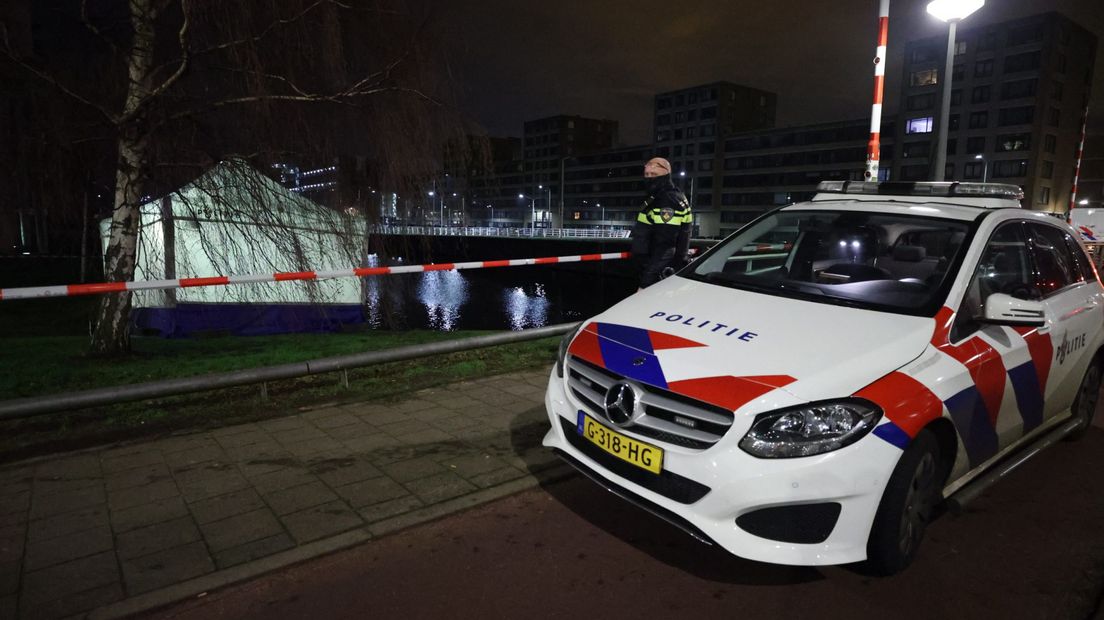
xmin=1064 ymin=358 xmax=1101 ymax=442
xmin=865 ymin=429 xmax=942 ymax=576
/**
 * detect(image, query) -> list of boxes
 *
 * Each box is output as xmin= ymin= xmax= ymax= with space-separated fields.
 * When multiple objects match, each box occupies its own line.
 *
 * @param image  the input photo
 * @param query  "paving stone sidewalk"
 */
xmin=0 ymin=369 xmax=566 ymax=620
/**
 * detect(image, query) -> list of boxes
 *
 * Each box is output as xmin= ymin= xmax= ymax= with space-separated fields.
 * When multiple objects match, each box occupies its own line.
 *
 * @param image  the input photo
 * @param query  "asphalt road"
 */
xmin=148 ymin=420 xmax=1104 ymax=620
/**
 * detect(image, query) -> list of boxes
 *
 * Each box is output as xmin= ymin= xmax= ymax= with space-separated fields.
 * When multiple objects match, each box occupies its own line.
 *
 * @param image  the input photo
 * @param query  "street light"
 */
xmin=558 ymin=156 xmax=574 ymax=228
xmin=486 ymin=204 xmax=494 ymax=227
xmin=428 ymin=190 xmax=441 ymax=227
xmin=538 ymin=184 xmax=552 ymax=228
xmin=928 ymin=0 xmax=984 ymax=181
xmin=974 ymin=153 xmax=989 ymax=182
xmin=679 ymin=171 xmax=696 ymax=208
xmin=519 ymin=193 xmax=535 ymax=233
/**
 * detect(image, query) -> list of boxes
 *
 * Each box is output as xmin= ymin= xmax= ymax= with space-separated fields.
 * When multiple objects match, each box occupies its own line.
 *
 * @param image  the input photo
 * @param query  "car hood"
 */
xmin=566 ymin=276 xmax=936 ymax=414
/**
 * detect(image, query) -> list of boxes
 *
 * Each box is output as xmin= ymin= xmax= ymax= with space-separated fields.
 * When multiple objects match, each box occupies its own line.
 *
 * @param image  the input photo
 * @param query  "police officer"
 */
xmin=631 ymin=157 xmax=692 ymax=289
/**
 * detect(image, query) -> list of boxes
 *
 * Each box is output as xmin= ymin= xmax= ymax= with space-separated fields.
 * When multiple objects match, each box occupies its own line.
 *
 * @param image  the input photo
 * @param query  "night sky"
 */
xmin=441 ymin=0 xmax=1104 ymax=144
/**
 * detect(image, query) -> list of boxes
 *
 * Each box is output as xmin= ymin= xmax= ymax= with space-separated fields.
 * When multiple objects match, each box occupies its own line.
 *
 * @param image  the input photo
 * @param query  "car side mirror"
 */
xmin=981 ymin=293 xmax=1045 ymax=327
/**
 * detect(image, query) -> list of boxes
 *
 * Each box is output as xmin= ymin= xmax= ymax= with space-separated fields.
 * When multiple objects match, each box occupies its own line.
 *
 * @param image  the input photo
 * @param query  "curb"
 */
xmin=88 ymin=462 xmax=576 ymax=619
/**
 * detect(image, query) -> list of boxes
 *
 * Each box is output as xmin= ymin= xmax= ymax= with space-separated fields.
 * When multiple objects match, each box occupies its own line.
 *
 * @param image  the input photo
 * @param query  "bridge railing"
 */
xmin=367 ymin=225 xmax=631 ymax=239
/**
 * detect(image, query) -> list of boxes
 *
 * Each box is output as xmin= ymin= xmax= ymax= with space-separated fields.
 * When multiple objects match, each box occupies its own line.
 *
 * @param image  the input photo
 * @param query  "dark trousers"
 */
xmin=638 ymin=247 xmax=676 ymax=288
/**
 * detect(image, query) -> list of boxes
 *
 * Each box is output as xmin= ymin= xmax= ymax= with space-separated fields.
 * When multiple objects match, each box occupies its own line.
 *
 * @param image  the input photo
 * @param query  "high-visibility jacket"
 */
xmin=630 ymin=176 xmax=692 ymax=263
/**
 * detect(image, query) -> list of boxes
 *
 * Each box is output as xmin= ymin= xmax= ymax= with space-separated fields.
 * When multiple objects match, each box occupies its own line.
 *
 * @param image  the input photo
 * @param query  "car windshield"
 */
xmin=685 ymin=209 xmax=975 ymax=315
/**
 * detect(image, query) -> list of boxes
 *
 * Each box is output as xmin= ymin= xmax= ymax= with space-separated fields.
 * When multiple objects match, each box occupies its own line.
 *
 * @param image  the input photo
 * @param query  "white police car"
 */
xmin=543 ymin=181 xmax=1104 ymax=574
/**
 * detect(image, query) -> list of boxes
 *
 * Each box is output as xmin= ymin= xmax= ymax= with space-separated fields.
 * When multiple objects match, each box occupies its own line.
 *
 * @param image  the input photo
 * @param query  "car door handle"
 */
xmin=1059 ymin=306 xmax=1094 ymax=321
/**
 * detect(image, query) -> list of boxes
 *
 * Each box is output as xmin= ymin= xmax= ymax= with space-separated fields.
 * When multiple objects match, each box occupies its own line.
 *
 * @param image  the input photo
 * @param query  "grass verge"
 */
xmin=0 ymin=329 xmax=559 ymax=463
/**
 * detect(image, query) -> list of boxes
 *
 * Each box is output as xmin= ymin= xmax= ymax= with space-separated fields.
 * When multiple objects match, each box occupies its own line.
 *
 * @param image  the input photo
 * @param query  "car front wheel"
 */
xmin=865 ymin=429 xmax=942 ymax=576
xmin=1065 ymin=358 xmax=1101 ymax=442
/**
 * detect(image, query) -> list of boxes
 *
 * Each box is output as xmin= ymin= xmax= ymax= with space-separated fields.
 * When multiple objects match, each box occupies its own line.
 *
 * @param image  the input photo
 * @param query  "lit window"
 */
xmin=910 ymin=69 xmax=938 ymax=86
xmin=906 ymin=117 xmax=934 ymax=134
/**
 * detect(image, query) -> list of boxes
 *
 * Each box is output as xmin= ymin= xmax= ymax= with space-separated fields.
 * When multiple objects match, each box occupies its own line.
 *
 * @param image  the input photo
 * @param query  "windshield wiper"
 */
xmin=777 ymin=281 xmax=825 ymax=296
xmin=701 ymin=271 xmax=779 ymax=293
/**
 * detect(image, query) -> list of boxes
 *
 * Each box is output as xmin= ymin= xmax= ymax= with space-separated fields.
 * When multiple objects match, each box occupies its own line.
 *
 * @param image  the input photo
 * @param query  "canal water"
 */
xmin=127 ymin=238 xmax=645 ymax=336
xmin=361 ymin=262 xmax=637 ymax=331
xmin=351 ymin=235 xmax=642 ymax=332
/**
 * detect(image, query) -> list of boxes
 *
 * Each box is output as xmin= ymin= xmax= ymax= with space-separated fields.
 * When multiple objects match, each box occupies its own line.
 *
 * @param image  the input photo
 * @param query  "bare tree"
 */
xmin=1 ymin=0 xmax=466 ymax=355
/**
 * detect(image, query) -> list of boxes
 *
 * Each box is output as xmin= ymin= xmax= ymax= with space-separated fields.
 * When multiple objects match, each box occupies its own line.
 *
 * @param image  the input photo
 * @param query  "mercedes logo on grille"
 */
xmin=603 ymin=382 xmax=637 ymax=426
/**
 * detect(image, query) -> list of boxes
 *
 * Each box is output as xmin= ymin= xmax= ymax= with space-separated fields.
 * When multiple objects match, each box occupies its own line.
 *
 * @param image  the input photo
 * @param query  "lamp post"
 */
xmin=486 ymin=204 xmax=494 ymax=227
xmin=538 ymin=184 xmax=552 ymax=228
xmin=558 ymin=156 xmax=574 ymax=227
xmin=428 ymin=190 xmax=440 ymax=227
xmin=928 ymin=0 xmax=984 ymax=182
xmin=974 ymin=153 xmax=988 ymax=182
xmin=679 ymin=171 xmax=695 ymax=208
xmin=519 ymin=193 xmax=535 ymax=233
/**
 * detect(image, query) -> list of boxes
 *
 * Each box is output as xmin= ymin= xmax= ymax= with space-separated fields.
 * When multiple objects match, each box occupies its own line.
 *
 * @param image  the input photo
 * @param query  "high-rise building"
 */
xmin=651 ymin=82 xmax=778 ymax=233
xmin=467 ymin=115 xmax=618 ymax=228
xmin=552 ymin=118 xmax=895 ymax=239
xmin=463 ymin=11 xmax=1096 ymax=234
xmin=892 ymin=11 xmax=1097 ymax=213
xmin=522 ymin=114 xmax=619 ymax=190
xmin=560 ymin=144 xmax=655 ymax=230
xmin=711 ymin=119 xmax=895 ymax=237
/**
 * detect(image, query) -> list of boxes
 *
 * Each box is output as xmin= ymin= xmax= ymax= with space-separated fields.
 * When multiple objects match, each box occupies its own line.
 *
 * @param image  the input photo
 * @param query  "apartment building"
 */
xmin=893 ymin=12 xmax=1097 ymax=213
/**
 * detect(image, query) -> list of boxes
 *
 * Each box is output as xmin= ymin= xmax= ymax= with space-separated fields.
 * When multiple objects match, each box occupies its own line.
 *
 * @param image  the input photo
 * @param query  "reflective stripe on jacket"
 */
xmin=630 ymin=179 xmax=692 ymax=262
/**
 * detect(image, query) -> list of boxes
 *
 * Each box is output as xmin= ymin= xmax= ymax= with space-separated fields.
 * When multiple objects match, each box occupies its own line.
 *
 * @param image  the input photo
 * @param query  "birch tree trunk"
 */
xmin=89 ymin=0 xmax=157 ymax=355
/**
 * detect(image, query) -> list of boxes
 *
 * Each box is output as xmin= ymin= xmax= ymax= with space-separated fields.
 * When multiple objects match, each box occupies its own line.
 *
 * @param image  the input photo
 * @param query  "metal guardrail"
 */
xmin=0 ymin=323 xmax=577 ymax=420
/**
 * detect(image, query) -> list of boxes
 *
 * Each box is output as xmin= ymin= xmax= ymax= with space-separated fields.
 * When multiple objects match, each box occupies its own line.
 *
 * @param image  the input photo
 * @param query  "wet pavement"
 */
xmin=1 ymin=368 xmax=1102 ymax=619
xmin=0 ymin=369 xmax=565 ymax=619
xmin=148 ymin=425 xmax=1104 ymax=620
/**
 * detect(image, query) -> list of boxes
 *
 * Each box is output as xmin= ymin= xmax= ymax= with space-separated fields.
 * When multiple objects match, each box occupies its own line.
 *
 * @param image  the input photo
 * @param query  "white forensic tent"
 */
xmin=99 ymin=160 xmax=371 ymax=335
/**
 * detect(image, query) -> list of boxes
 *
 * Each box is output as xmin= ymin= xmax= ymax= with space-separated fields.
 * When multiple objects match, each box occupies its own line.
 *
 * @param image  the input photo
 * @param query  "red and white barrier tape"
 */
xmin=0 ymin=251 xmax=632 ymax=301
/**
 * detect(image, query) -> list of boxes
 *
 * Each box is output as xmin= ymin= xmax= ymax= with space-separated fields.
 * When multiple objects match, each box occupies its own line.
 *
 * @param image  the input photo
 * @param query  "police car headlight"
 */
xmin=739 ymin=399 xmax=882 ymax=458
xmin=555 ymin=322 xmax=585 ymax=378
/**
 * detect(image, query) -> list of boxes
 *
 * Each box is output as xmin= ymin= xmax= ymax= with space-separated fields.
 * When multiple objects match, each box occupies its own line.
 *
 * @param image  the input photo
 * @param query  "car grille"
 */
xmin=566 ymin=356 xmax=735 ymax=450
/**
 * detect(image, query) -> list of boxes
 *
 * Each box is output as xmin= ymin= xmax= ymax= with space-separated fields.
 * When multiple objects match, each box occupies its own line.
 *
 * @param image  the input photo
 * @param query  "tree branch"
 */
xmin=0 ymin=45 xmax=118 ymax=124
xmin=162 ymin=84 xmax=441 ymax=125
xmin=119 ymin=0 xmax=191 ymax=125
xmin=188 ymin=0 xmax=341 ymax=58
xmin=81 ymin=0 xmax=120 ymax=55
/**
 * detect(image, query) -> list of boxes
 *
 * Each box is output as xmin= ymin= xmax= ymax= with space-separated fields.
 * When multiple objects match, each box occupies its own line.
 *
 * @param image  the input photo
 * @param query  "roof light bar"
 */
xmin=816 ymin=181 xmax=1023 ymax=200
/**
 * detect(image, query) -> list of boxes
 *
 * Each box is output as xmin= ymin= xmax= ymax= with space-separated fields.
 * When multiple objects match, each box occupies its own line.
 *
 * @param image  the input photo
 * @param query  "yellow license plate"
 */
xmin=577 ymin=411 xmax=664 ymax=474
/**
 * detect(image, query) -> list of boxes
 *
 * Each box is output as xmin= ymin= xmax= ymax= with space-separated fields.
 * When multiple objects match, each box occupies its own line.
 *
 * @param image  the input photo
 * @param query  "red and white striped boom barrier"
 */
xmin=864 ymin=0 xmax=890 ymax=182
xmin=0 ymin=251 xmax=632 ymax=301
xmin=1069 ymin=106 xmax=1089 ymax=214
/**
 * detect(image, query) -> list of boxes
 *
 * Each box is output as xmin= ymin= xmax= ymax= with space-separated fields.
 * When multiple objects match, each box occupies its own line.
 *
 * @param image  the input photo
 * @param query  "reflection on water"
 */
xmin=417 ymin=270 xmax=469 ymax=330
xmin=504 ymin=283 xmax=549 ymax=330
xmin=357 ymin=259 xmax=633 ymax=332
xmin=362 ymin=254 xmax=382 ymax=328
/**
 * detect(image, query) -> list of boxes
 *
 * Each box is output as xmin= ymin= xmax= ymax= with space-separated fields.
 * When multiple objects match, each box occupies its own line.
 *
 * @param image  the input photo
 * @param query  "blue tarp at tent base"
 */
xmin=131 ymin=303 xmax=367 ymax=337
